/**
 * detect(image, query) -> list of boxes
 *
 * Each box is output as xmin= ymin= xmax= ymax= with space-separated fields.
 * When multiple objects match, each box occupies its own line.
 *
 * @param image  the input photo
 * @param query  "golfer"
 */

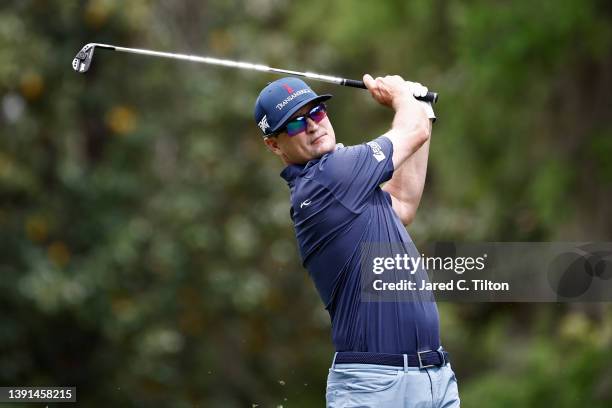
xmin=254 ymin=75 xmax=460 ymax=407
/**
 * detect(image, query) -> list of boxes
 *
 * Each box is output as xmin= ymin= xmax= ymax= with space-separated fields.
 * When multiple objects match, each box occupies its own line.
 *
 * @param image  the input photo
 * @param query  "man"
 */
xmin=254 ymin=75 xmax=460 ymax=407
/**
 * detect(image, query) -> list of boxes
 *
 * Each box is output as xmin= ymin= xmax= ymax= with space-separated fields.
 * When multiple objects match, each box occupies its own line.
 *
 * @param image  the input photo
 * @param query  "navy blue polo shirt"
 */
xmin=281 ymin=136 xmax=440 ymax=354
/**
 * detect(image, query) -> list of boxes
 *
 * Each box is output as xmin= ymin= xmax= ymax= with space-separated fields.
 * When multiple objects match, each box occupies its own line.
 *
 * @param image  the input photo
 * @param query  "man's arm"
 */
xmin=362 ymin=74 xmax=432 ymax=225
xmin=382 ymin=122 xmax=431 ymax=225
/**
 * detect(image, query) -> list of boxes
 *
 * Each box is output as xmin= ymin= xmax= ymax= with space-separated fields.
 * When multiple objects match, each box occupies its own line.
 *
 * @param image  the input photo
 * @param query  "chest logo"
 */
xmin=300 ymin=199 xmax=312 ymax=208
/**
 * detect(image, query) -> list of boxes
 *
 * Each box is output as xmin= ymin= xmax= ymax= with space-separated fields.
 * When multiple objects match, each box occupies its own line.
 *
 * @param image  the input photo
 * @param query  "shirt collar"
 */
xmin=279 ymin=144 xmax=344 ymax=183
xmin=280 ymin=163 xmax=305 ymax=183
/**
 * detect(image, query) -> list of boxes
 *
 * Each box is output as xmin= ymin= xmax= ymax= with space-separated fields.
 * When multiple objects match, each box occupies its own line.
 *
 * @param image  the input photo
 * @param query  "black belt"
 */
xmin=334 ymin=349 xmax=450 ymax=369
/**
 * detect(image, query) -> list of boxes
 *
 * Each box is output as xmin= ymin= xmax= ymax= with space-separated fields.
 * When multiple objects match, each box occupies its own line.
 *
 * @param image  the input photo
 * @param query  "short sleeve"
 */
xmin=311 ymin=136 xmax=394 ymax=212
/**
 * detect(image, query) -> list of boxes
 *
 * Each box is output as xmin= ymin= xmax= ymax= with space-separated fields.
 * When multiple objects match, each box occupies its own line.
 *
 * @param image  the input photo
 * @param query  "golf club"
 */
xmin=72 ymin=43 xmax=438 ymax=103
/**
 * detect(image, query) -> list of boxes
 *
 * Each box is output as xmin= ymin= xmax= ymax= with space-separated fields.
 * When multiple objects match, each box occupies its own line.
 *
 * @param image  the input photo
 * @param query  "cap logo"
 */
xmin=257 ymin=115 xmax=270 ymax=133
xmin=282 ymin=84 xmax=294 ymax=94
xmin=275 ymin=88 xmax=312 ymax=111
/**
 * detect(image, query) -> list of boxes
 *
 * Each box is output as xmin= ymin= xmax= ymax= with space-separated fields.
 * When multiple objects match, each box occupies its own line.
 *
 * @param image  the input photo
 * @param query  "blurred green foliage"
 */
xmin=1 ymin=0 xmax=611 ymax=406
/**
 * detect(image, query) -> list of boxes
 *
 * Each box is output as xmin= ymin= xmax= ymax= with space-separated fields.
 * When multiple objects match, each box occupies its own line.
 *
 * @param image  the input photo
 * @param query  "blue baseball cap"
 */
xmin=254 ymin=77 xmax=332 ymax=136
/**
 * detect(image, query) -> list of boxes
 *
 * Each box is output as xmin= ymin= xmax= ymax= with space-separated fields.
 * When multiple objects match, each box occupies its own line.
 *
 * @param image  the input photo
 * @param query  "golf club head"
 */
xmin=72 ymin=43 xmax=96 ymax=73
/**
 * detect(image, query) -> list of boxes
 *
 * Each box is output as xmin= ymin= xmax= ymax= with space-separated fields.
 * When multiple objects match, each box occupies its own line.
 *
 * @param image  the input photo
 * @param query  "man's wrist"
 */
xmin=419 ymin=101 xmax=436 ymax=121
xmin=392 ymin=93 xmax=417 ymax=111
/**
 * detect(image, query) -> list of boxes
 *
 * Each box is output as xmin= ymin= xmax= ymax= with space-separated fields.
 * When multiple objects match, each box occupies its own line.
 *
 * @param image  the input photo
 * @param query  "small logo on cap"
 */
xmin=258 ymin=115 xmax=270 ymax=133
xmin=282 ymin=84 xmax=294 ymax=94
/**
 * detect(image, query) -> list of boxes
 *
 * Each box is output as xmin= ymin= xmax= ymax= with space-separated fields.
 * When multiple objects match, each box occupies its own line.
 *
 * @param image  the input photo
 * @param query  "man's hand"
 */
xmin=363 ymin=74 xmax=435 ymax=120
xmin=362 ymin=74 xmax=426 ymax=107
xmin=362 ymin=74 xmax=430 ymax=170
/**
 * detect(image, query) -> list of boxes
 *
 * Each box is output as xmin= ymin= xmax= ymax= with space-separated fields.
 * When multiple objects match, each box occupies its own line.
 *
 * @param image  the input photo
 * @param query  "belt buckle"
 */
xmin=417 ymin=350 xmax=436 ymax=369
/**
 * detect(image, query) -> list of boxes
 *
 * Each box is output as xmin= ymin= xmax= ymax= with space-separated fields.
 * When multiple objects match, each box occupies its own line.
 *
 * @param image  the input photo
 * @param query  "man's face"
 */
xmin=263 ymin=102 xmax=336 ymax=165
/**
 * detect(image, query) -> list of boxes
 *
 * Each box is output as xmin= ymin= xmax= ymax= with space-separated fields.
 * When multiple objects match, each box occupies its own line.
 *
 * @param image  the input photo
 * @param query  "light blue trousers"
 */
xmin=326 ymin=357 xmax=460 ymax=407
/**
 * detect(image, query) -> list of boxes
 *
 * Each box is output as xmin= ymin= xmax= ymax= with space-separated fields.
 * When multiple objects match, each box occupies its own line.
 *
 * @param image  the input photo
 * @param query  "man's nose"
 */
xmin=306 ymin=117 xmax=319 ymax=133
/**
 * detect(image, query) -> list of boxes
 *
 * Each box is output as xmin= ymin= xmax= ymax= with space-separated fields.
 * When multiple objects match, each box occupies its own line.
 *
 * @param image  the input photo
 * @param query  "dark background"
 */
xmin=1 ymin=1 xmax=611 ymax=406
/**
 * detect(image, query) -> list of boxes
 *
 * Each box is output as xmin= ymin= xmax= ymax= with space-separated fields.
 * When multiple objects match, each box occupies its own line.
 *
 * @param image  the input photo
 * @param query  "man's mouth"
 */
xmin=311 ymin=133 xmax=327 ymax=145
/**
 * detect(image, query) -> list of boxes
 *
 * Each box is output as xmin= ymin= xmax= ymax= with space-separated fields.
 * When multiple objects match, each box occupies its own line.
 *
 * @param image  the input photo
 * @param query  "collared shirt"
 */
xmin=280 ymin=136 xmax=440 ymax=354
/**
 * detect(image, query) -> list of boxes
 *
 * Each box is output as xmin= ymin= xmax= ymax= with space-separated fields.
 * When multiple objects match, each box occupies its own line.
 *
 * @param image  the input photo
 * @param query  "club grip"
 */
xmin=342 ymin=78 xmax=438 ymax=104
xmin=343 ymin=78 xmax=368 ymax=89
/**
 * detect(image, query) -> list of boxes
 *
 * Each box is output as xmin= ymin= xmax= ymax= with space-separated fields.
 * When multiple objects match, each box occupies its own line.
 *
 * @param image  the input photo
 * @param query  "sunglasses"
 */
xmin=280 ymin=103 xmax=327 ymax=137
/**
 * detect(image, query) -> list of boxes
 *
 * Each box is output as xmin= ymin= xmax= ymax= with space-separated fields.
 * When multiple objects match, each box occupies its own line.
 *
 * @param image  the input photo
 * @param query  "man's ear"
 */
xmin=263 ymin=136 xmax=282 ymax=156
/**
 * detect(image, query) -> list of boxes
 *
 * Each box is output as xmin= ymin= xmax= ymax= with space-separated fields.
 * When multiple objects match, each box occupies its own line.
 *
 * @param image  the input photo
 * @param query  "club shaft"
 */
xmin=90 ymin=43 xmax=438 ymax=102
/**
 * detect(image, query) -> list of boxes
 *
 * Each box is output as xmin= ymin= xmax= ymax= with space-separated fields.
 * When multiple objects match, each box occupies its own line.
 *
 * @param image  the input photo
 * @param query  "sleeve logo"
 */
xmin=258 ymin=115 xmax=270 ymax=133
xmin=367 ymin=141 xmax=386 ymax=162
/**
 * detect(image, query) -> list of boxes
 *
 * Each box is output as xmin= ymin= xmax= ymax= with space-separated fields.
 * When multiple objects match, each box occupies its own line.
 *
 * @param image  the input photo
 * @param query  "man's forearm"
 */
xmin=383 ymin=120 xmax=432 ymax=223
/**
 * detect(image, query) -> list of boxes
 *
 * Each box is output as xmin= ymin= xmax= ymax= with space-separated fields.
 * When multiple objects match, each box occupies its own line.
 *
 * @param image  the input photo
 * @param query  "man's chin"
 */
xmin=311 ymin=144 xmax=333 ymax=159
xmin=316 ymin=138 xmax=336 ymax=153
